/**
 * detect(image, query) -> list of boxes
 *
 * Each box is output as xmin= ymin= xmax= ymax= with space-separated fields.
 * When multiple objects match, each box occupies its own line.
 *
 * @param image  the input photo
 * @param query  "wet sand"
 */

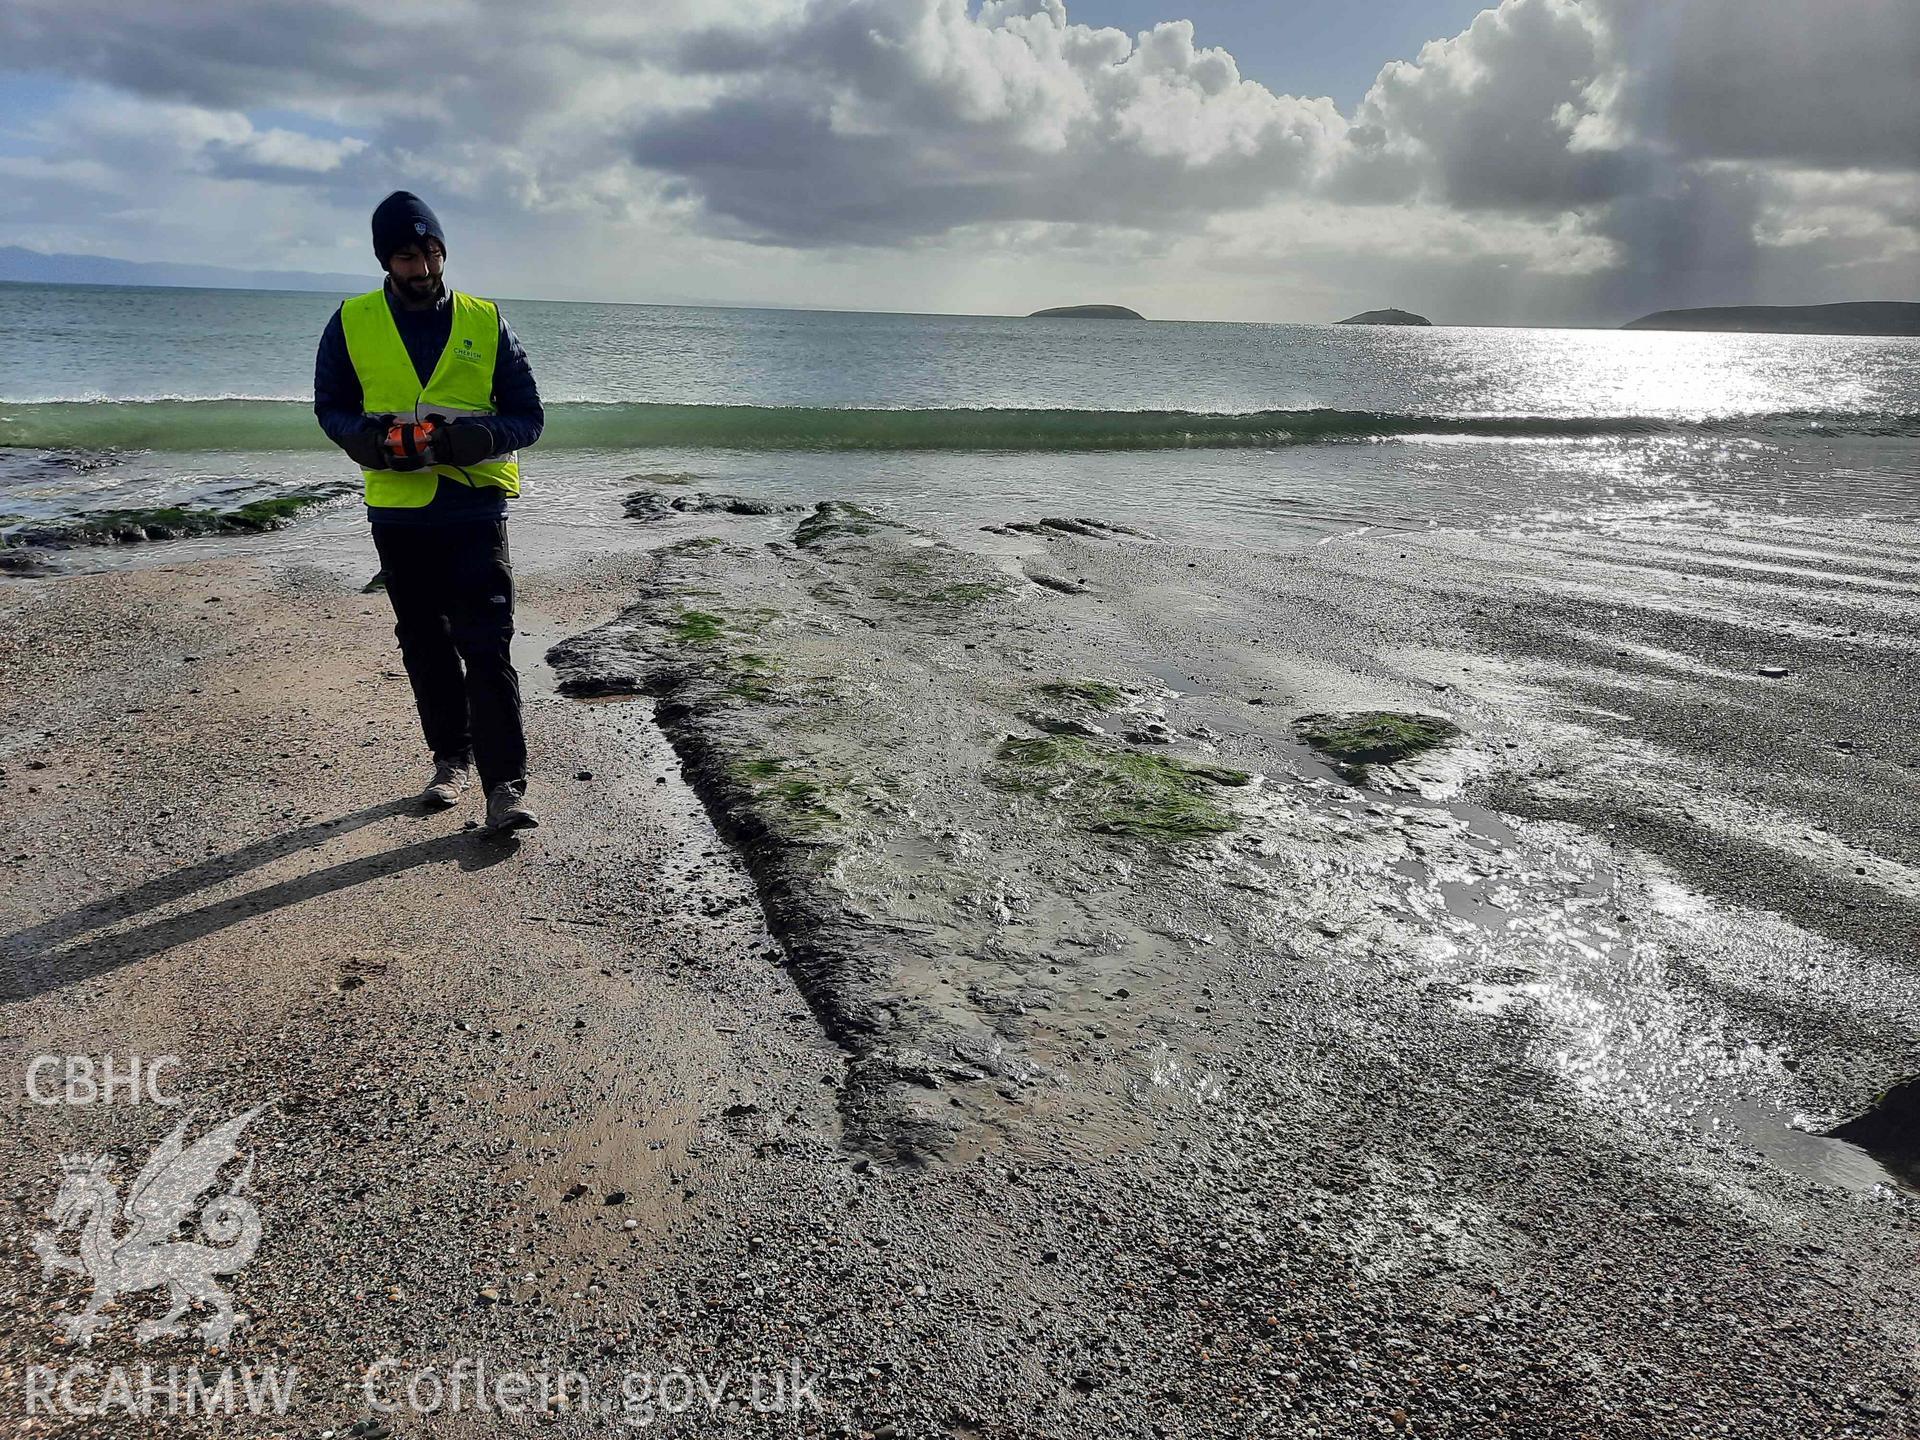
xmin=2 ymin=496 xmax=1918 ymax=1437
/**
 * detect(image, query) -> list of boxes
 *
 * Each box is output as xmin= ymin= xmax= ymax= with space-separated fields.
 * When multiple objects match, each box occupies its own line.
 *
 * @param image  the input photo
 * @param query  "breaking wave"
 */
xmin=2 ymin=399 xmax=1915 ymax=453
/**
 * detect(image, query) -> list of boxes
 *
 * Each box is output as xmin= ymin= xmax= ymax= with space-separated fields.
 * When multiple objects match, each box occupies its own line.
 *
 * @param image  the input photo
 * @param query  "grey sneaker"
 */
xmin=485 ymin=779 xmax=539 ymax=833
xmin=422 ymin=759 xmax=470 ymax=809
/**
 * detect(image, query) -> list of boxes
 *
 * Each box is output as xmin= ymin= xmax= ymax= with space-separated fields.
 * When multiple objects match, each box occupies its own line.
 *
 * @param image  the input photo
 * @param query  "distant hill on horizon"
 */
xmin=1028 ymin=303 xmax=1144 ymax=319
xmin=0 ymin=245 xmax=369 ymax=294
xmin=1623 ymin=301 xmax=1920 ymax=336
xmin=1338 ymin=308 xmax=1430 ymax=326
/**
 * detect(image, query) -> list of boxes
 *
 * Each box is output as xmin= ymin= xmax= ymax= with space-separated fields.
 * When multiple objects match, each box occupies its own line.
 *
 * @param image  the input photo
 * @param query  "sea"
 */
xmin=1 ymin=280 xmax=1915 ymax=553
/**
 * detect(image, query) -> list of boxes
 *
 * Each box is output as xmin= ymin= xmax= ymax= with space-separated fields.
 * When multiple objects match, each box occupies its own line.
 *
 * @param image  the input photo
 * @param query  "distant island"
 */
xmin=1337 ymin=308 xmax=1430 ymax=326
xmin=1623 ymin=301 xmax=1920 ymax=336
xmin=1028 ymin=304 xmax=1144 ymax=320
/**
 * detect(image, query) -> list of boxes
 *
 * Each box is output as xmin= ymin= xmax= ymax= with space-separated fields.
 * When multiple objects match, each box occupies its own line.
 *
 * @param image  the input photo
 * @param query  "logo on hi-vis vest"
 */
xmin=452 ymin=337 xmax=482 ymax=366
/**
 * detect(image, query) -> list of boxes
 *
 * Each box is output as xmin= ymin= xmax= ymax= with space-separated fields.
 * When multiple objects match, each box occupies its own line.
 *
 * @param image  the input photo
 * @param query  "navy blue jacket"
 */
xmin=313 ymin=281 xmax=544 ymax=526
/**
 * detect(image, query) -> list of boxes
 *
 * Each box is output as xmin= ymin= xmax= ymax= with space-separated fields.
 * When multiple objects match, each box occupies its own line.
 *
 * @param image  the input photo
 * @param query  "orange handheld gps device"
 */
xmin=383 ymin=418 xmax=440 ymax=464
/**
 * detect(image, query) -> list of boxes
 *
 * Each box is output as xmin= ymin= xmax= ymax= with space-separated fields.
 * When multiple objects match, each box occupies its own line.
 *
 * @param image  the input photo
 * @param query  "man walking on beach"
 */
xmin=313 ymin=191 xmax=543 ymax=832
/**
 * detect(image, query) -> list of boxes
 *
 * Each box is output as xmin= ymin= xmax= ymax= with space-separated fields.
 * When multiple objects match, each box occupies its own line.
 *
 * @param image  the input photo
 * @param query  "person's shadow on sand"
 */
xmin=2 ymin=800 xmax=520 ymax=1001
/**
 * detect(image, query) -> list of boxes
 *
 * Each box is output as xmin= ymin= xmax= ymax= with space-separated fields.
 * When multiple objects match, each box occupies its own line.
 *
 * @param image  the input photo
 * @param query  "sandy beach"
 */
xmin=3 ymin=492 xmax=1918 ymax=1437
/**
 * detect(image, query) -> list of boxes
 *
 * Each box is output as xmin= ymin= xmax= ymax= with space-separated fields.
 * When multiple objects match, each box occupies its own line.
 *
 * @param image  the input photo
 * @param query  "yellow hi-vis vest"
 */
xmin=339 ymin=287 xmax=522 ymax=508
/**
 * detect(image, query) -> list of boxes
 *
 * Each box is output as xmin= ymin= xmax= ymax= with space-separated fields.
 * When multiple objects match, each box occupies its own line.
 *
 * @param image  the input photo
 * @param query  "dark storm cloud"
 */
xmin=1338 ymin=0 xmax=1920 ymax=209
xmin=1586 ymin=165 xmax=1767 ymax=314
xmin=1607 ymin=0 xmax=1920 ymax=170
xmin=634 ymin=96 xmax=1019 ymax=245
xmin=1323 ymin=0 xmax=1915 ymax=310
xmin=633 ymin=90 xmax=1326 ymax=248
xmin=0 ymin=0 xmax=652 ymax=146
xmin=0 ymin=0 xmax=405 ymax=110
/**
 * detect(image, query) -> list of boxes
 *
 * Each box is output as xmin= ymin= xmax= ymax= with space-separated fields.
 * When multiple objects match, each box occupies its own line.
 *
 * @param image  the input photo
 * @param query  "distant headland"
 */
xmin=1622 ymin=302 xmax=1920 ymax=336
xmin=1027 ymin=304 xmax=1144 ymax=320
xmin=1337 ymin=308 xmax=1430 ymax=326
xmin=0 ymin=244 xmax=365 ymax=294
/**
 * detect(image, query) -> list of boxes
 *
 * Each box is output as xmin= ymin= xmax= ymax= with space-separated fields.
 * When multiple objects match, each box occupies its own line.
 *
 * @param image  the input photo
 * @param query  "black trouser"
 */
xmin=370 ymin=519 xmax=526 ymax=793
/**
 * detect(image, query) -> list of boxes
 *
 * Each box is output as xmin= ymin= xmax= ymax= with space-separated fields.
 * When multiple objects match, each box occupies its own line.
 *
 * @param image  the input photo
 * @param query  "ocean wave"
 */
xmin=1 ymin=399 xmax=1915 ymax=453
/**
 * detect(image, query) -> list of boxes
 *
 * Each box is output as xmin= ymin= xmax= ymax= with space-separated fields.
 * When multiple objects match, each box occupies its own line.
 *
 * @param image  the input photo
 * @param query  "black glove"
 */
xmin=430 ymin=420 xmax=495 ymax=468
xmin=343 ymin=418 xmax=433 ymax=470
xmin=341 ymin=420 xmax=389 ymax=470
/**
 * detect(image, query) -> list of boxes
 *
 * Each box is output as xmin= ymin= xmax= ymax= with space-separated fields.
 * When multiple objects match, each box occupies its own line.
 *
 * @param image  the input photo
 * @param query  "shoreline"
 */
xmin=3 ymin=491 xmax=1918 ymax=1434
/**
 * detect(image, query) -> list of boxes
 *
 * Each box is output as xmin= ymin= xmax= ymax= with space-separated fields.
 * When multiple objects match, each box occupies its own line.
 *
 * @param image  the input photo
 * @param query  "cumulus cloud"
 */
xmin=11 ymin=90 xmax=371 ymax=201
xmin=0 ymin=0 xmax=732 ymax=207
xmin=0 ymin=0 xmax=1913 ymax=318
xmin=205 ymin=130 xmax=370 ymax=182
xmin=633 ymin=0 xmax=1346 ymax=245
xmin=624 ymin=0 xmax=1914 ymax=312
xmin=1335 ymin=0 xmax=1621 ymax=212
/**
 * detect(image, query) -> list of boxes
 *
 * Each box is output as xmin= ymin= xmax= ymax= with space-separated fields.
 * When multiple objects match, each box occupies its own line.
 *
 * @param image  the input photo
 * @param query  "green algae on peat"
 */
xmin=794 ymin=500 xmax=885 ymax=548
xmin=996 ymin=733 xmax=1249 ymax=841
xmin=671 ymin=609 xmax=728 ymax=644
xmin=0 ymin=485 xmax=351 ymax=549
xmin=1034 ymin=678 xmax=1127 ymax=710
xmin=1293 ymin=711 xmax=1461 ymax=768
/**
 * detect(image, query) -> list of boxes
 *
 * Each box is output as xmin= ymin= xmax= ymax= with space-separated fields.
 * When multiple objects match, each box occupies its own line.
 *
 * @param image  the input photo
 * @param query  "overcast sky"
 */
xmin=2 ymin=0 xmax=1914 ymax=323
